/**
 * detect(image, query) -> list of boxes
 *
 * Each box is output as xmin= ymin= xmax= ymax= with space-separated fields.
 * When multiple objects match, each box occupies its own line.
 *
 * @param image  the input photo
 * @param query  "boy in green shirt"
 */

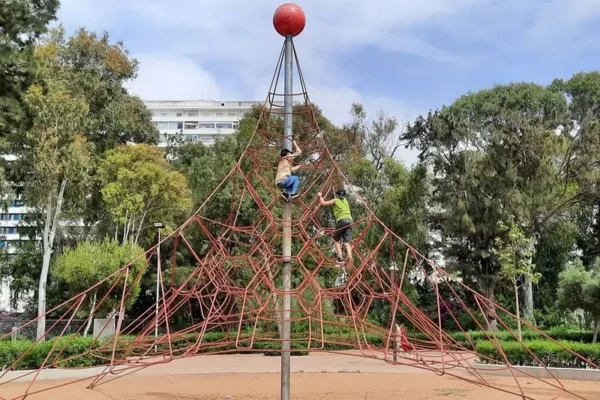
xmin=317 ymin=189 xmax=353 ymax=265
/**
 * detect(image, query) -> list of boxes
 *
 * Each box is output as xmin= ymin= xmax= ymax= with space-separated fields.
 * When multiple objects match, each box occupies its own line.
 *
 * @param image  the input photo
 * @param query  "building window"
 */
xmin=220 ymin=103 xmax=225 ymax=106
xmin=157 ymin=122 xmax=170 ymax=130
xmin=228 ymin=112 xmax=235 ymax=116
xmin=184 ymin=122 xmax=198 ymax=130
xmin=11 ymin=200 xmax=24 ymax=207
xmin=233 ymin=123 xmax=239 ymax=129
xmin=0 ymin=227 xmax=17 ymax=234
xmin=216 ymin=123 xmax=233 ymax=129
xmin=160 ymin=113 xmax=168 ymax=116
xmin=198 ymin=123 xmax=215 ymax=129
xmin=216 ymin=113 xmax=223 ymax=116
xmin=0 ymin=214 xmax=9 ymax=221
xmin=169 ymin=122 xmax=182 ymax=130
xmin=11 ymin=214 xmax=22 ymax=221
xmin=202 ymin=113 xmax=210 ymax=116
xmin=176 ymin=112 xmax=182 ymax=117
xmin=187 ymin=111 xmax=198 ymax=117
xmin=238 ymin=102 xmax=242 ymax=106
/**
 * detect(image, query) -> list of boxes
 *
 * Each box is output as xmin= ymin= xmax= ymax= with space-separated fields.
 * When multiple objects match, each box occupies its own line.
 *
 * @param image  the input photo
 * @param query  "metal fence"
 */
xmin=1 ymin=319 xmax=90 ymax=340
xmin=0 ymin=318 xmax=146 ymax=340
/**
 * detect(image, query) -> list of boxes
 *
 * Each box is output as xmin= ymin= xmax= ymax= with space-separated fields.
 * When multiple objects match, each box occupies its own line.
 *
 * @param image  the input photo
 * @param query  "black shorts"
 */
xmin=332 ymin=219 xmax=353 ymax=243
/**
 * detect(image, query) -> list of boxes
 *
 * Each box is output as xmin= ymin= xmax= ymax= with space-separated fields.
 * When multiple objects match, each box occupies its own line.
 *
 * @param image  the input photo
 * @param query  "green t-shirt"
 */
xmin=333 ymin=198 xmax=352 ymax=222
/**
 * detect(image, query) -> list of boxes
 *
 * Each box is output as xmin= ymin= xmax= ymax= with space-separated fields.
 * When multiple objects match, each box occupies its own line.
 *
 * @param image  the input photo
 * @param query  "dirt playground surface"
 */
xmin=2 ymin=353 xmax=599 ymax=399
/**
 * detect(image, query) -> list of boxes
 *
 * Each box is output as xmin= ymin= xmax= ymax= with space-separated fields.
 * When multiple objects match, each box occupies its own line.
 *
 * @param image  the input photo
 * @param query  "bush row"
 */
xmin=407 ymin=327 xmax=595 ymax=348
xmin=0 ymin=332 xmax=389 ymax=370
xmin=1 ymin=328 xmax=595 ymax=371
xmin=476 ymin=340 xmax=600 ymax=369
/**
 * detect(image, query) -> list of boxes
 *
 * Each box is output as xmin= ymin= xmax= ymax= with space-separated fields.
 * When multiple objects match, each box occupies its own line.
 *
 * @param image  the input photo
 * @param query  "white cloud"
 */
xmin=55 ymin=0 xmax=486 ymax=111
xmin=525 ymin=0 xmax=600 ymax=49
xmin=125 ymin=55 xmax=225 ymax=101
xmin=55 ymin=0 xmax=600 ymax=140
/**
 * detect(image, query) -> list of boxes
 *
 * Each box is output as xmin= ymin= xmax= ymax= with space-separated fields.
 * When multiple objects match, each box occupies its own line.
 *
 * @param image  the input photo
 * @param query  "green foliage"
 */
xmin=0 ymin=0 xmax=58 ymax=144
xmin=98 ymin=144 xmax=192 ymax=245
xmin=403 ymin=82 xmax=580 ymax=319
xmin=556 ymin=258 xmax=600 ymax=341
xmin=34 ymin=27 xmax=157 ymax=152
xmin=533 ymin=219 xmax=578 ymax=315
xmin=0 ymin=242 xmax=42 ymax=309
xmin=493 ymin=217 xmax=540 ymax=286
xmin=476 ymin=340 xmax=600 ymax=368
xmin=3 ymin=328 xmax=599 ymax=371
xmin=51 ymin=239 xmax=146 ymax=316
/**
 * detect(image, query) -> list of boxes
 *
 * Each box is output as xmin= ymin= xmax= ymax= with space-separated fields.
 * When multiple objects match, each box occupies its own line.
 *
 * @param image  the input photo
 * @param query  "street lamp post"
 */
xmin=153 ymin=222 xmax=164 ymax=352
xmin=389 ymin=261 xmax=399 ymax=362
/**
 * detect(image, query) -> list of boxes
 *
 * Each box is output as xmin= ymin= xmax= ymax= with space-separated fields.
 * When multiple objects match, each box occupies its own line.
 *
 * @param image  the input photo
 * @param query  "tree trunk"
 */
xmin=593 ymin=318 xmax=600 ymax=344
xmin=521 ymin=237 xmax=536 ymax=326
xmin=514 ymin=282 xmax=522 ymax=341
xmin=480 ymin=277 xmax=498 ymax=331
xmin=83 ymin=290 xmax=98 ymax=337
xmin=134 ymin=207 xmax=151 ymax=245
xmin=36 ymin=179 xmax=67 ymax=341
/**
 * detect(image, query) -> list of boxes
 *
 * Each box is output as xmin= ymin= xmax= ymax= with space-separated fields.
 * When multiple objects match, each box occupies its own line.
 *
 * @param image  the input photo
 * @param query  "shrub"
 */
xmin=2 ymin=328 xmax=597 ymax=371
xmin=404 ymin=327 xmax=596 ymax=350
xmin=476 ymin=340 xmax=600 ymax=369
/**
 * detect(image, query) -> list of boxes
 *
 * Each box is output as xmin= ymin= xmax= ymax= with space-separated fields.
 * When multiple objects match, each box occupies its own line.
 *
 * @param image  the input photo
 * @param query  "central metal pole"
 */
xmin=280 ymin=34 xmax=293 ymax=400
xmin=154 ymin=227 xmax=161 ymax=352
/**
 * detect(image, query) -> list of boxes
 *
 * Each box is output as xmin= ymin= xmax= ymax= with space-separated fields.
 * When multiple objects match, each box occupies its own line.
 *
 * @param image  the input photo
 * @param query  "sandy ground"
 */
xmin=1 ymin=353 xmax=599 ymax=400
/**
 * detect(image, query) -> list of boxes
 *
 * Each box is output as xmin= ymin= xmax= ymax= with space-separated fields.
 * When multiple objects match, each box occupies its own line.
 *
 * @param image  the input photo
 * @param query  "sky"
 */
xmin=55 ymin=0 xmax=600 ymax=166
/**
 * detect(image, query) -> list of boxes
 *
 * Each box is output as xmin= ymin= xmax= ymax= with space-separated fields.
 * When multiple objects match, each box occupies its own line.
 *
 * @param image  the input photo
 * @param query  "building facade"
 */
xmin=146 ymin=100 xmax=280 ymax=147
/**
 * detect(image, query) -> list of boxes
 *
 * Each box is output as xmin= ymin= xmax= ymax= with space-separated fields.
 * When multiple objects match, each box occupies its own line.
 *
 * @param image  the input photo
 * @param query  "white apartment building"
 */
xmin=147 ymin=100 xmax=283 ymax=147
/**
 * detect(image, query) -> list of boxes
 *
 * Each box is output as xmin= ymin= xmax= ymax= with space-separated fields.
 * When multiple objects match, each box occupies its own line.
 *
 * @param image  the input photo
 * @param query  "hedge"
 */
xmin=406 ymin=327 xmax=596 ymax=349
xmin=0 ymin=331 xmax=389 ymax=371
xmin=1 ymin=328 xmax=596 ymax=371
xmin=476 ymin=340 xmax=600 ymax=369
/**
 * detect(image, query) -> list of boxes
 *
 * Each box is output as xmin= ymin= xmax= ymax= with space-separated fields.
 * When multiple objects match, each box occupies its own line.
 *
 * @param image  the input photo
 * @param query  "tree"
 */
xmin=24 ymin=80 xmax=93 ymax=340
xmin=0 ymin=1 xmax=57 ymax=227
xmin=532 ymin=218 xmax=578 ymax=327
xmin=52 ymin=239 xmax=145 ymax=336
xmin=9 ymin=27 xmax=159 ymax=231
xmin=0 ymin=241 xmax=41 ymax=311
xmin=343 ymin=103 xmax=407 ymax=171
xmin=493 ymin=217 xmax=540 ymax=339
xmin=0 ymin=0 xmax=58 ymax=145
xmin=348 ymin=156 xmax=430 ymax=252
xmin=98 ymin=144 xmax=192 ymax=245
xmin=2 ymin=27 xmax=159 ymax=336
xmin=555 ymin=73 xmax=600 ymax=273
xmin=557 ymin=259 xmax=600 ymax=343
xmin=403 ymin=83 xmax=574 ymax=328
xmin=35 ymin=27 xmax=158 ymax=153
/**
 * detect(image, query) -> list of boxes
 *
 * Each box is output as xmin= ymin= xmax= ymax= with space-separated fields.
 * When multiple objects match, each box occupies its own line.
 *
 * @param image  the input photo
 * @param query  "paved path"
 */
xmin=1 ymin=351 xmax=432 ymax=383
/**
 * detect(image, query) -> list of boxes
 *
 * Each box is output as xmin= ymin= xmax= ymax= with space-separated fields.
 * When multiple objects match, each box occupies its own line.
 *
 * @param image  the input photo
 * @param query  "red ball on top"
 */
xmin=273 ymin=3 xmax=306 ymax=37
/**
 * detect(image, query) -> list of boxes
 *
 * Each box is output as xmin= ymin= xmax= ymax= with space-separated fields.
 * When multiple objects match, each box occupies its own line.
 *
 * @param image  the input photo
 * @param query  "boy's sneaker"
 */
xmin=281 ymin=192 xmax=299 ymax=202
xmin=335 ymin=257 xmax=345 ymax=266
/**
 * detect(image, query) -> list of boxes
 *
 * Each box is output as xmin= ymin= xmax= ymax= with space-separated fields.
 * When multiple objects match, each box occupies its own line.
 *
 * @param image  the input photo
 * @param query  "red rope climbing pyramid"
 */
xmin=1 ymin=32 xmax=598 ymax=400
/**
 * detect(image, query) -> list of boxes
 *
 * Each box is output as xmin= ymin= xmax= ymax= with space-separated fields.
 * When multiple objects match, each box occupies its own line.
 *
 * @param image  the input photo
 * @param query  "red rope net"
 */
xmin=1 ymin=39 xmax=597 ymax=400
